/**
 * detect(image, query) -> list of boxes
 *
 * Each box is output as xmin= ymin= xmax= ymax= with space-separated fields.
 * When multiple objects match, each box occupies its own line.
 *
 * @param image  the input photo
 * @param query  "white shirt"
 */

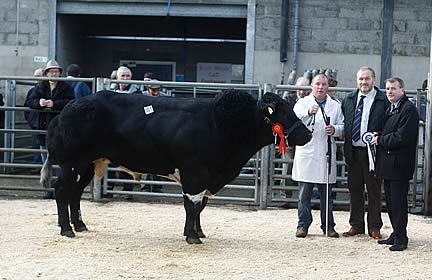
xmin=352 ymin=88 xmax=376 ymax=147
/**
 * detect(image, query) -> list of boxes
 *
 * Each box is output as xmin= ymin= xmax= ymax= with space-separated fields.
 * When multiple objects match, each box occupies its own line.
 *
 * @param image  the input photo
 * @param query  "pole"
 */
xmin=326 ymin=156 xmax=329 ymax=237
xmin=325 ymin=116 xmax=331 ymax=237
xmin=424 ymin=30 xmax=432 ymax=216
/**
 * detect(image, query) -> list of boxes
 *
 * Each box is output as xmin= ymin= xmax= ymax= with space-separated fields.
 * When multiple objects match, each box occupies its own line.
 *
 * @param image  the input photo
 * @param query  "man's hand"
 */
xmin=45 ymin=100 xmax=54 ymax=108
xmin=371 ymin=132 xmax=379 ymax=145
xmin=308 ymin=104 xmax=319 ymax=116
xmin=325 ymin=125 xmax=335 ymax=136
xmin=39 ymin=98 xmax=46 ymax=107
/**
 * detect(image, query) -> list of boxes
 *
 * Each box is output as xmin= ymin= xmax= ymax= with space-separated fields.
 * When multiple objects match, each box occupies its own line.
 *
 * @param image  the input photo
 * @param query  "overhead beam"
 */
xmin=57 ymin=2 xmax=247 ymax=18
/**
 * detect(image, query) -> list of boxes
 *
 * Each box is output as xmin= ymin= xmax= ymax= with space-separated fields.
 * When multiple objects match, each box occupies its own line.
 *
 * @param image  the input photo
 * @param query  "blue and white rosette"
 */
xmin=362 ymin=132 xmax=376 ymax=172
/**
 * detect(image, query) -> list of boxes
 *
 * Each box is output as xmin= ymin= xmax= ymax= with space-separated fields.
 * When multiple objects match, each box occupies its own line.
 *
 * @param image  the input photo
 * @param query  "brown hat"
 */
xmin=44 ymin=60 xmax=63 ymax=74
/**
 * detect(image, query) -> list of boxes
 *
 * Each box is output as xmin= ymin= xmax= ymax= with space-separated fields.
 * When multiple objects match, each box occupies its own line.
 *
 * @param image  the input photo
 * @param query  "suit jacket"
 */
xmin=342 ymin=87 xmax=389 ymax=165
xmin=376 ymin=96 xmax=419 ymax=180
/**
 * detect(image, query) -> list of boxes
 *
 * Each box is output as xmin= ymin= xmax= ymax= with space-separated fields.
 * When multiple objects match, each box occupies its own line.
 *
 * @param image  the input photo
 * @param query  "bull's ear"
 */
xmin=267 ymin=106 xmax=274 ymax=115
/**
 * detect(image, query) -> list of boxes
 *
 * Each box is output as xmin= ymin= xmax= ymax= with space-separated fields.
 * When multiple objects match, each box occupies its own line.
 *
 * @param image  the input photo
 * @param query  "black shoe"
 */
xmin=378 ymin=238 xmax=394 ymax=245
xmin=295 ymin=227 xmax=307 ymax=238
xmin=389 ymin=244 xmax=407 ymax=251
xmin=324 ymin=228 xmax=340 ymax=238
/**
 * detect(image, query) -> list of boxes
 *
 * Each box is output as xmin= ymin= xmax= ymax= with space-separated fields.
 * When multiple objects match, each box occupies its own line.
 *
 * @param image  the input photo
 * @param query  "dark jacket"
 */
xmin=342 ymin=87 xmax=390 ymax=165
xmin=375 ymin=96 xmax=419 ymax=180
xmin=25 ymin=81 xmax=74 ymax=145
xmin=68 ymin=80 xmax=91 ymax=99
xmin=24 ymin=87 xmax=38 ymax=129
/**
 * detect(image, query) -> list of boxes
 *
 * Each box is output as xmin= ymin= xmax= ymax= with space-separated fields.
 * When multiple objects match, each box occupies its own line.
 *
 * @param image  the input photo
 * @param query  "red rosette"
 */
xmin=272 ymin=123 xmax=288 ymax=155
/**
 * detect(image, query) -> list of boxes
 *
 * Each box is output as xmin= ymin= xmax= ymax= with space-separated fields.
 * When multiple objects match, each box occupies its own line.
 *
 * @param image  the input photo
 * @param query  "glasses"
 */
xmin=46 ymin=69 xmax=61 ymax=74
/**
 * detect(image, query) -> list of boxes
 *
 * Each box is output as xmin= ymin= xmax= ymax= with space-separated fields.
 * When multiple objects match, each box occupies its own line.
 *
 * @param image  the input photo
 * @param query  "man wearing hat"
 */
xmin=143 ymin=77 xmax=161 ymax=97
xmin=25 ymin=60 xmax=74 ymax=162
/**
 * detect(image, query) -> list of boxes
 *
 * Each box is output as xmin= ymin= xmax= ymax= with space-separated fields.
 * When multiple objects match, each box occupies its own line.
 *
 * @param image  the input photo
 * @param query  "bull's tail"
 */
xmin=40 ymin=155 xmax=53 ymax=189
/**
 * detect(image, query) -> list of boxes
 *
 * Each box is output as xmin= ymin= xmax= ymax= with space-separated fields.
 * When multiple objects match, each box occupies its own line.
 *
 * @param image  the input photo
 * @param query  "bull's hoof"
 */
xmin=73 ymin=222 xmax=88 ymax=232
xmin=197 ymin=230 xmax=206 ymax=238
xmin=60 ymin=229 xmax=76 ymax=238
xmin=185 ymin=237 xmax=202 ymax=244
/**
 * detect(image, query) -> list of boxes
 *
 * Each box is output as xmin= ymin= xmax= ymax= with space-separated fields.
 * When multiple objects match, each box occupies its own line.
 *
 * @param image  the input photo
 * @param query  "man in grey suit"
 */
xmin=341 ymin=66 xmax=389 ymax=239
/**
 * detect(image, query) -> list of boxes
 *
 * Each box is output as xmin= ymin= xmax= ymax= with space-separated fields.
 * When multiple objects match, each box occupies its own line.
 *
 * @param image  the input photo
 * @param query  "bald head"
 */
xmin=296 ymin=77 xmax=310 ymax=86
xmin=296 ymin=77 xmax=311 ymax=99
xmin=33 ymin=68 xmax=43 ymax=77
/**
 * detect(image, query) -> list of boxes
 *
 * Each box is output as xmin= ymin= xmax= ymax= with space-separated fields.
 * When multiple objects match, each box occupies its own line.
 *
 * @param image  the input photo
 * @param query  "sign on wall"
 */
xmin=196 ymin=63 xmax=232 ymax=83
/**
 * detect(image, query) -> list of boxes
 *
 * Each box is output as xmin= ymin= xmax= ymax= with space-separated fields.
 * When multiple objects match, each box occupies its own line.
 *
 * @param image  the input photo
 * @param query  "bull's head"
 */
xmin=259 ymin=92 xmax=311 ymax=148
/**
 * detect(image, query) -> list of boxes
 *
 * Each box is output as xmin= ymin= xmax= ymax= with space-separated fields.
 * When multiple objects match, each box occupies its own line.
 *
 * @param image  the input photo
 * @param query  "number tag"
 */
xmin=144 ymin=105 xmax=154 ymax=115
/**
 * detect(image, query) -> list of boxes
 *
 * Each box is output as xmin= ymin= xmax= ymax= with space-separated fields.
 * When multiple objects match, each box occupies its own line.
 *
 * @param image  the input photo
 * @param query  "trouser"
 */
xmin=347 ymin=147 xmax=383 ymax=232
xmin=384 ymin=179 xmax=409 ymax=246
xmin=297 ymin=182 xmax=335 ymax=231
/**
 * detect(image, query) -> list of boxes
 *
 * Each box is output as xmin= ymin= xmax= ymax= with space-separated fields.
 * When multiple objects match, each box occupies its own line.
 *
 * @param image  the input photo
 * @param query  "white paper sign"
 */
xmin=143 ymin=105 xmax=154 ymax=115
xmin=34 ymin=56 xmax=48 ymax=63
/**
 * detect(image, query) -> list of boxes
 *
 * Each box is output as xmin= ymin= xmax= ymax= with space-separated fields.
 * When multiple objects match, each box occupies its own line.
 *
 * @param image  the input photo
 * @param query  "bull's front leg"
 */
xmin=183 ymin=193 xmax=206 ymax=244
xmin=195 ymin=196 xmax=208 ymax=238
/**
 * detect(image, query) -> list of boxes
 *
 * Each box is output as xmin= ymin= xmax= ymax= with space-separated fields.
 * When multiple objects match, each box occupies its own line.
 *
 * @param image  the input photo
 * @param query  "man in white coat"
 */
xmin=292 ymin=73 xmax=344 ymax=238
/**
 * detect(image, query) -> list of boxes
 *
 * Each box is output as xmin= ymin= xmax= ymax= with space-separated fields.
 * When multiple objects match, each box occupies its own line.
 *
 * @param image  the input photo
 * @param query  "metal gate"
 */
xmin=0 ymin=76 xmax=429 ymax=213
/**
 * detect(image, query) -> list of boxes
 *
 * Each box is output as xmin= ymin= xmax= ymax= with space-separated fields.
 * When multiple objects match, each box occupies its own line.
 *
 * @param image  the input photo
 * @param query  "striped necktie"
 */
xmin=352 ymin=95 xmax=366 ymax=142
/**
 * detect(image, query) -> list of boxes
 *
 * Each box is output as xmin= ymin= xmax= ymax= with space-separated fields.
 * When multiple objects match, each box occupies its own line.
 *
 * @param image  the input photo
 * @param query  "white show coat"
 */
xmin=292 ymin=95 xmax=344 ymax=184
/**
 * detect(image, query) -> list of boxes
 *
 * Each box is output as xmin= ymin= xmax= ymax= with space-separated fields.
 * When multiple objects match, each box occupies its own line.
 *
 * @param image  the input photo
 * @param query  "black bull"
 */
xmin=40 ymin=89 xmax=311 ymax=244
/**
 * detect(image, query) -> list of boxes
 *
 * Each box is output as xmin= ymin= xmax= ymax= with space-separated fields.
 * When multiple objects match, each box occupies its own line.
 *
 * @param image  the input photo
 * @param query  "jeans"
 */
xmin=297 ymin=181 xmax=336 ymax=231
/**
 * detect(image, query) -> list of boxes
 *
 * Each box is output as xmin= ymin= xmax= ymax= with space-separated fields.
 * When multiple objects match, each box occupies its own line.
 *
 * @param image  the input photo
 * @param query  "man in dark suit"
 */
xmin=341 ymin=66 xmax=389 ymax=239
xmin=372 ymin=77 xmax=419 ymax=251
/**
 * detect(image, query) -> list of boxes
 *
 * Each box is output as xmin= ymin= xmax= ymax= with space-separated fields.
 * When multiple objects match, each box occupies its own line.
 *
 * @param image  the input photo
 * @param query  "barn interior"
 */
xmin=56 ymin=14 xmax=246 ymax=82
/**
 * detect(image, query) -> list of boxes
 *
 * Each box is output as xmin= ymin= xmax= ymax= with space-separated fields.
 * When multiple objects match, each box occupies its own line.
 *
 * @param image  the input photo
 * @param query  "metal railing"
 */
xmin=0 ymin=76 xmax=429 ymax=213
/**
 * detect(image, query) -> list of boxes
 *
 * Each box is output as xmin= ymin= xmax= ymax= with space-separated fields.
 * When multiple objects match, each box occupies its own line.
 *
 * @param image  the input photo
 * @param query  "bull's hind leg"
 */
xmin=195 ymin=196 xmax=208 ymax=238
xmin=70 ymin=164 xmax=94 ymax=233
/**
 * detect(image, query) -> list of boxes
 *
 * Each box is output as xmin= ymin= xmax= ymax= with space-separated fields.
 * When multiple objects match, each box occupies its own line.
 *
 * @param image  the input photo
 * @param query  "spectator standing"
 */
xmin=292 ymin=73 xmax=344 ymax=238
xmin=115 ymin=66 xmax=141 ymax=94
xmin=141 ymin=73 xmax=163 ymax=192
xmin=341 ymin=66 xmax=390 ymax=239
xmin=143 ymin=77 xmax=161 ymax=97
xmin=282 ymin=77 xmax=310 ymax=106
xmin=327 ymin=78 xmax=339 ymax=102
xmin=24 ymin=68 xmax=44 ymax=164
xmin=66 ymin=64 xmax=91 ymax=99
xmin=372 ymin=77 xmax=419 ymax=251
xmin=112 ymin=66 xmax=141 ymax=197
xmin=109 ymin=70 xmax=118 ymax=90
xmin=25 ymin=60 xmax=74 ymax=162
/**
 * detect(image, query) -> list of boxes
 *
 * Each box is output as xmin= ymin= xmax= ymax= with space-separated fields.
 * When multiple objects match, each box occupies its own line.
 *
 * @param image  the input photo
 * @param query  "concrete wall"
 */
xmin=253 ymin=0 xmax=432 ymax=90
xmin=0 ymin=0 xmax=49 ymax=76
xmin=0 ymin=0 xmax=431 ymax=90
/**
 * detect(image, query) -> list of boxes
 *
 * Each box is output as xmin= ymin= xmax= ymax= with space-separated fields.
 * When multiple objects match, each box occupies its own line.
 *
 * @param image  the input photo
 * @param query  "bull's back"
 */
xmin=49 ymin=91 xmax=216 ymax=165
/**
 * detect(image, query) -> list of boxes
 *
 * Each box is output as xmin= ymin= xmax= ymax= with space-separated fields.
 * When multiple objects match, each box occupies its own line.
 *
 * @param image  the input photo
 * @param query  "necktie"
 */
xmin=352 ymin=95 xmax=366 ymax=142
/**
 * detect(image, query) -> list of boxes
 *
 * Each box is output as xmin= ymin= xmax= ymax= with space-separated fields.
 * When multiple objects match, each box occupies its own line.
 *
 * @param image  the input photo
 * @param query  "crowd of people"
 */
xmin=24 ymin=60 xmax=420 ymax=252
xmin=24 ymin=60 xmax=163 ymax=197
